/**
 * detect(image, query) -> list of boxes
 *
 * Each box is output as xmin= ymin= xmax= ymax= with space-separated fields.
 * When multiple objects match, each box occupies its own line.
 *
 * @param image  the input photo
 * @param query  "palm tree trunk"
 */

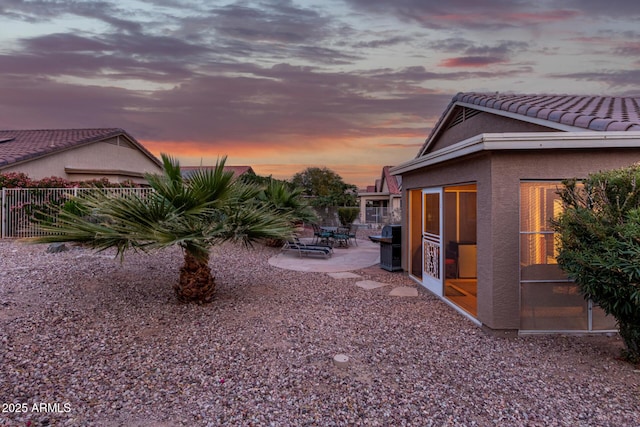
xmin=175 ymin=250 xmax=215 ymax=303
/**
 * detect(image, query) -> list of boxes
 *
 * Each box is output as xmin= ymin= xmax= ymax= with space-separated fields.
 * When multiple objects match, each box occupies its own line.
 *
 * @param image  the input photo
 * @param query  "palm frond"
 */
xmin=186 ymin=156 xmax=235 ymax=207
xmin=26 ymin=154 xmax=296 ymax=259
xmin=160 ymin=153 xmax=183 ymax=185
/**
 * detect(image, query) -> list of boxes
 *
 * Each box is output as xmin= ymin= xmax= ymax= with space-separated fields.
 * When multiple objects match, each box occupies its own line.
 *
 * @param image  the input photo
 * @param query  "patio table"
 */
xmin=321 ymin=226 xmax=350 ymax=247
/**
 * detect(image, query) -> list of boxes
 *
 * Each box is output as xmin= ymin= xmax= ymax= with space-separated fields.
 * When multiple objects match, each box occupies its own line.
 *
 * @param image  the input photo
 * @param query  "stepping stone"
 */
xmin=389 ymin=286 xmax=418 ymax=297
xmin=355 ymin=280 xmax=389 ymax=290
xmin=328 ymin=272 xmax=362 ymax=279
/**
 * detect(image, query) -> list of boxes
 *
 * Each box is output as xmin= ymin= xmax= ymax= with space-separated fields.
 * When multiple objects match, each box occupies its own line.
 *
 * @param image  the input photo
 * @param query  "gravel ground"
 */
xmin=1 ymin=236 xmax=639 ymax=427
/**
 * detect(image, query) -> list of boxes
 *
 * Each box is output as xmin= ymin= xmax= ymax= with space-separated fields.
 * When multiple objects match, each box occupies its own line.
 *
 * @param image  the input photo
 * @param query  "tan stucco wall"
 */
xmin=2 ymin=138 xmax=162 ymax=184
xmin=401 ymin=148 xmax=640 ymax=330
xmin=401 ymin=153 xmax=497 ymax=324
xmin=429 ymin=112 xmax=554 ymax=153
xmin=391 ymin=195 xmax=401 ymax=213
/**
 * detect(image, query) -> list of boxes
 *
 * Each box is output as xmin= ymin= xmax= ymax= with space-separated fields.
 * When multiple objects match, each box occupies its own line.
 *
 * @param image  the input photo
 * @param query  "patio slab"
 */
xmin=269 ymin=238 xmax=380 ymax=273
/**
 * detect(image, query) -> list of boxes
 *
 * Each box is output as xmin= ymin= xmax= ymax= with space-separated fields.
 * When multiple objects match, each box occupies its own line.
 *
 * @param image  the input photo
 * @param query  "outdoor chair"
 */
xmin=312 ymin=223 xmax=333 ymax=245
xmin=332 ymin=227 xmax=351 ymax=247
xmin=282 ymin=237 xmax=333 ymax=258
xmin=347 ymin=224 xmax=358 ymax=246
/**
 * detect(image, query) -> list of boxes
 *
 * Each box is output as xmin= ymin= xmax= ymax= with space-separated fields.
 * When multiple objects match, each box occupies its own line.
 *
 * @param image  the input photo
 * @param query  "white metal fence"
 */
xmin=363 ymin=207 xmax=400 ymax=226
xmin=1 ymin=187 xmax=153 ymax=238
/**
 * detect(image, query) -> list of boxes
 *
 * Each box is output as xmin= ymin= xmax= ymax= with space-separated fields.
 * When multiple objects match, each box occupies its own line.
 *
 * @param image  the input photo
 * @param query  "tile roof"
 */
xmin=418 ymin=92 xmax=640 ymax=158
xmin=181 ymin=165 xmax=255 ymax=179
xmin=455 ymin=92 xmax=640 ymax=132
xmin=381 ymin=166 xmax=401 ymax=194
xmin=0 ymin=128 xmax=161 ymax=168
xmin=359 ymin=166 xmax=401 ymax=194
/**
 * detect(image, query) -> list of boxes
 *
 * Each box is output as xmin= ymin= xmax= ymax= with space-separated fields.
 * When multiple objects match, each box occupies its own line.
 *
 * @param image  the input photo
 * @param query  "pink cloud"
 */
xmin=439 ymin=56 xmax=506 ymax=68
xmin=503 ymin=9 xmax=582 ymax=23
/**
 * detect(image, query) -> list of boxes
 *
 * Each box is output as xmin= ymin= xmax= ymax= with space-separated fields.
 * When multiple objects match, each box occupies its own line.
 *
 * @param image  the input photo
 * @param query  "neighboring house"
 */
xmin=357 ymin=166 xmax=402 ymax=226
xmin=0 ymin=128 xmax=162 ymax=184
xmin=391 ymin=92 xmax=640 ymax=333
xmin=180 ymin=165 xmax=256 ymax=180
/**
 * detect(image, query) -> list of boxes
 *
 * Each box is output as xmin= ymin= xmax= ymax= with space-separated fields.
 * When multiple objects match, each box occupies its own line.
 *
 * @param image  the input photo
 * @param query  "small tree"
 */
xmin=291 ymin=167 xmax=357 ymax=207
xmin=28 ymin=154 xmax=295 ymax=304
xmin=337 ymin=207 xmax=360 ymax=226
xmin=553 ymin=165 xmax=640 ymax=363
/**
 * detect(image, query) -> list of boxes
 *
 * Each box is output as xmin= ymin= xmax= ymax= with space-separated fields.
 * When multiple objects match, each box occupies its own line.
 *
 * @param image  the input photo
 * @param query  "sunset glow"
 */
xmin=1 ymin=1 xmax=639 ymax=188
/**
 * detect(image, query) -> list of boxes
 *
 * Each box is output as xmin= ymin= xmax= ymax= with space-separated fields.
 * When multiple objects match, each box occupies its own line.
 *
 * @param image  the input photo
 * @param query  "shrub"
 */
xmin=35 ymin=176 xmax=74 ymax=188
xmin=338 ymin=207 xmax=360 ymax=226
xmin=554 ymin=165 xmax=640 ymax=363
xmin=0 ymin=172 xmax=33 ymax=188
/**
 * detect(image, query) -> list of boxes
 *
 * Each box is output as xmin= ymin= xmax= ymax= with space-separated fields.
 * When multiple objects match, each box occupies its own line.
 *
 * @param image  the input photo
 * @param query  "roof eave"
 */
xmin=392 ymin=131 xmax=640 ymax=176
xmin=64 ymin=167 xmax=146 ymax=178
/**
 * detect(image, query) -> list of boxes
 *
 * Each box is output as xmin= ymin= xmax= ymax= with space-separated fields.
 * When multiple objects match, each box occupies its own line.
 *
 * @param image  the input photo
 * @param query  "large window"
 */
xmin=519 ymin=182 xmax=615 ymax=331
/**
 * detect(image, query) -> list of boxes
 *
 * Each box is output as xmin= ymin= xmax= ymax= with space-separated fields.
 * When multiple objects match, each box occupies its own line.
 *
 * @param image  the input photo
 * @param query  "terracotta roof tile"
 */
xmin=0 ymin=128 xmax=160 ymax=168
xmin=418 ymin=92 xmax=640 ymax=158
xmin=382 ymin=166 xmax=401 ymax=194
xmin=454 ymin=92 xmax=640 ymax=131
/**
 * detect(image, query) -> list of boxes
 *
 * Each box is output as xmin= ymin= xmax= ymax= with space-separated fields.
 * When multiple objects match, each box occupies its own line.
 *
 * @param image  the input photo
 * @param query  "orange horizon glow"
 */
xmin=141 ymin=137 xmax=413 ymax=188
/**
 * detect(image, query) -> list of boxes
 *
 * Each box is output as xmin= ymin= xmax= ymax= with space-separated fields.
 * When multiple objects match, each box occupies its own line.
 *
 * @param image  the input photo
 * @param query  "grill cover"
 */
xmin=381 ymin=224 xmax=401 ymax=244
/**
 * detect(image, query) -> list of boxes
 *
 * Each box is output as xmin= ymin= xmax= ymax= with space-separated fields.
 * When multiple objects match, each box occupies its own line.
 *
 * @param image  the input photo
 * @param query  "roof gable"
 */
xmin=0 ymin=128 xmax=161 ymax=168
xmin=381 ymin=166 xmax=401 ymax=194
xmin=419 ymin=93 xmax=640 ymax=157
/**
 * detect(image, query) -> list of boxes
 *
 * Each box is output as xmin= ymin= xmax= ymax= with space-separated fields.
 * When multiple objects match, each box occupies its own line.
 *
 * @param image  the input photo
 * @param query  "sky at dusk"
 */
xmin=1 ymin=1 xmax=640 ymax=187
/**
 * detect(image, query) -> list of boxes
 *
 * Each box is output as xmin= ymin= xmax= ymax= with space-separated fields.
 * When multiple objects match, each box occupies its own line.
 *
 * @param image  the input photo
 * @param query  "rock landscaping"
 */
xmin=0 ymin=239 xmax=638 ymax=426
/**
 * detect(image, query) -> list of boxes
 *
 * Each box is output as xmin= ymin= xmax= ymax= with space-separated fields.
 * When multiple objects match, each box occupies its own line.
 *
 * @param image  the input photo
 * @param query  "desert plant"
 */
xmin=259 ymin=179 xmax=318 ymax=225
xmin=553 ymin=165 xmax=640 ymax=363
xmin=27 ymin=154 xmax=294 ymax=303
xmin=338 ymin=207 xmax=360 ymax=226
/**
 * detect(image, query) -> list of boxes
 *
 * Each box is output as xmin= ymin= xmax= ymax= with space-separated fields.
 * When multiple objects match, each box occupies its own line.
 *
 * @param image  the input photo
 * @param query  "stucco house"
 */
xmin=0 ymin=128 xmax=162 ymax=184
xmin=357 ymin=166 xmax=402 ymax=226
xmin=391 ymin=92 xmax=640 ymax=333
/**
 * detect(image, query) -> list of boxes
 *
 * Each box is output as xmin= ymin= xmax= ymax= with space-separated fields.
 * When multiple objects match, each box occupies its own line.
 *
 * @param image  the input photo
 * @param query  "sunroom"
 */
xmin=391 ymin=92 xmax=640 ymax=332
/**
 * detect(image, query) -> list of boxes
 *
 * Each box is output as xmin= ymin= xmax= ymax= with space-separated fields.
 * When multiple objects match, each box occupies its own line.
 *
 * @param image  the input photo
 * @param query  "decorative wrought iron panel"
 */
xmin=423 ymin=239 xmax=440 ymax=279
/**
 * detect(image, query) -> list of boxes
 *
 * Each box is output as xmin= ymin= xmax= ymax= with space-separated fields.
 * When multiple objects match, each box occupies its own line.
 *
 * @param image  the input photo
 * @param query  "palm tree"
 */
xmin=257 ymin=179 xmax=319 ymax=246
xmin=29 ymin=154 xmax=295 ymax=303
xmin=259 ymin=179 xmax=318 ymax=224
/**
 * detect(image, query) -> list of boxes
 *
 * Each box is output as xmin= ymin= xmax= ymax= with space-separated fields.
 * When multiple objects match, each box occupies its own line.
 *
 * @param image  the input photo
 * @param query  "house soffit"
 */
xmin=391 ymin=131 xmax=640 ymax=176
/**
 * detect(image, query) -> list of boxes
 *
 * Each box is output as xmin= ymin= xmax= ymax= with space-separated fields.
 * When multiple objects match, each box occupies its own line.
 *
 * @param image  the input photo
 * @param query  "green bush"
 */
xmin=338 ymin=207 xmax=360 ymax=226
xmin=554 ymin=165 xmax=640 ymax=363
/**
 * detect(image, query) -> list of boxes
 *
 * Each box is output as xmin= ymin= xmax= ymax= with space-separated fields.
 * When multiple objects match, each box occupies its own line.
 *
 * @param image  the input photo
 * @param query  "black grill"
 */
xmin=379 ymin=225 xmax=402 ymax=272
xmin=381 ymin=224 xmax=401 ymax=243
